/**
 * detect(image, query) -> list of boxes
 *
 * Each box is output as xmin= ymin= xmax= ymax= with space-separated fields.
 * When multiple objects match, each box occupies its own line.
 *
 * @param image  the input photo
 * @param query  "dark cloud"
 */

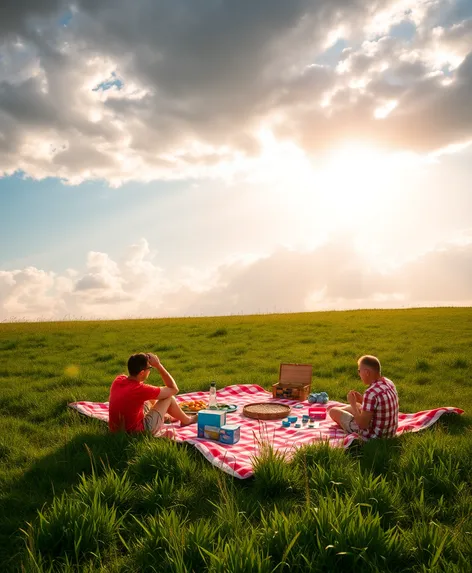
xmin=0 ymin=0 xmax=471 ymax=182
xmin=0 ymin=0 xmax=67 ymax=39
xmin=0 ymin=76 xmax=58 ymax=126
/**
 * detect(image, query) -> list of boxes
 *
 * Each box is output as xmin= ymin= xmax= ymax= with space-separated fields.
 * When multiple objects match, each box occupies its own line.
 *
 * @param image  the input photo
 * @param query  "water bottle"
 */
xmin=208 ymin=382 xmax=218 ymax=409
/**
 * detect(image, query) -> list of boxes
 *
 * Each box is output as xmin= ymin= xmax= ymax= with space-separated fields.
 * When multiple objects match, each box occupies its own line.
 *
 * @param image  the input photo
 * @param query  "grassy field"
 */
xmin=0 ymin=307 xmax=471 ymax=572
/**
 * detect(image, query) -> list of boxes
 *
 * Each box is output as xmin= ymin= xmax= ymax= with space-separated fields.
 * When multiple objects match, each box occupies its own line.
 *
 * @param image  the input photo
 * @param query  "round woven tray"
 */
xmin=243 ymin=402 xmax=291 ymax=420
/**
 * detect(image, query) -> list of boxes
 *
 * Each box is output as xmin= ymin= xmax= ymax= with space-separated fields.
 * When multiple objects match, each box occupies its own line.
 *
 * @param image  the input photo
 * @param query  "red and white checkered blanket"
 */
xmin=68 ymin=384 xmax=463 ymax=479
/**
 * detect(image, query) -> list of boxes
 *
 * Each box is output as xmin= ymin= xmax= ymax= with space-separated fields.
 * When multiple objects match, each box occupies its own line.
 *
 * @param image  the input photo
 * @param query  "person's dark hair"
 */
xmin=358 ymin=355 xmax=381 ymax=373
xmin=128 ymin=353 xmax=149 ymax=376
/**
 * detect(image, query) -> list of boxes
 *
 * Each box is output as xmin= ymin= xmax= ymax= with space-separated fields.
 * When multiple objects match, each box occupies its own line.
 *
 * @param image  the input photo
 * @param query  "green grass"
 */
xmin=0 ymin=307 xmax=471 ymax=572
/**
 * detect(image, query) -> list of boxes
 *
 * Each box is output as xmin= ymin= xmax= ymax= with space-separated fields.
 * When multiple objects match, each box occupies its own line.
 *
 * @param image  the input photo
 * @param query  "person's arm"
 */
xmin=348 ymin=390 xmax=373 ymax=429
xmin=147 ymin=353 xmax=179 ymax=397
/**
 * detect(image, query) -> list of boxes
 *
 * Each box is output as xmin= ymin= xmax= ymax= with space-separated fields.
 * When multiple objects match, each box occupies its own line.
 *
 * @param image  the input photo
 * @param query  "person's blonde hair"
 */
xmin=358 ymin=355 xmax=381 ymax=373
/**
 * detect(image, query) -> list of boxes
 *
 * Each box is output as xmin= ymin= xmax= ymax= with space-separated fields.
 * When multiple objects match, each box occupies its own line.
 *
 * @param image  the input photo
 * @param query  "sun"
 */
xmin=253 ymin=132 xmax=411 ymax=242
xmin=322 ymin=141 xmax=387 ymax=194
xmin=316 ymin=141 xmax=396 ymax=219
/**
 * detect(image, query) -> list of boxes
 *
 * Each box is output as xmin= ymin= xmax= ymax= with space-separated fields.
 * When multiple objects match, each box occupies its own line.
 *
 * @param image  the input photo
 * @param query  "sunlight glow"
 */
xmin=234 ymin=131 xmax=424 ymax=254
xmin=374 ymin=100 xmax=398 ymax=119
xmin=323 ymin=26 xmax=347 ymax=49
xmin=314 ymin=141 xmax=407 ymax=224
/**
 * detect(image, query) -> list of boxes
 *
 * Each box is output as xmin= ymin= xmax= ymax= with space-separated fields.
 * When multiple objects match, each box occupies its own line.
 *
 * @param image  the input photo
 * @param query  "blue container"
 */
xmin=198 ymin=409 xmax=226 ymax=428
xmin=288 ymin=416 xmax=297 ymax=424
xmin=219 ymin=424 xmax=240 ymax=445
xmin=198 ymin=410 xmax=227 ymax=438
xmin=282 ymin=420 xmax=291 ymax=428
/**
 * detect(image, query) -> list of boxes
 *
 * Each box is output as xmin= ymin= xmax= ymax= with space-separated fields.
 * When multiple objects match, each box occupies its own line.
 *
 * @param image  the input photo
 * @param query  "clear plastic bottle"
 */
xmin=208 ymin=382 xmax=218 ymax=409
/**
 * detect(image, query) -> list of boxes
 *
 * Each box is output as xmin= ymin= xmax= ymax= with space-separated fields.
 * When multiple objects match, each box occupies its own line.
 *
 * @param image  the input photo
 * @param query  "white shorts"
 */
xmin=143 ymin=401 xmax=164 ymax=435
xmin=337 ymin=411 xmax=360 ymax=434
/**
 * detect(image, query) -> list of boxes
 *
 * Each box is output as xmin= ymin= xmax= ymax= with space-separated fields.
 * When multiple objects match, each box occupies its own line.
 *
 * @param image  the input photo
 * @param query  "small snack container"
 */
xmin=219 ymin=424 xmax=241 ymax=445
xmin=308 ymin=406 xmax=327 ymax=420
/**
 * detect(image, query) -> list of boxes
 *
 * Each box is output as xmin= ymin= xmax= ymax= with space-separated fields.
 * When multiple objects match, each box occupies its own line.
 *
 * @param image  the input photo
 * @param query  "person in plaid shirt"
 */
xmin=328 ymin=355 xmax=399 ymax=438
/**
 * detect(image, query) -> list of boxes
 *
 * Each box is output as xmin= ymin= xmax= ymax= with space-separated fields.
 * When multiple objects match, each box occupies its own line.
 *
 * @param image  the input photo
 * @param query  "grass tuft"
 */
xmin=252 ymin=442 xmax=303 ymax=500
xmin=416 ymin=358 xmax=431 ymax=372
xmin=208 ymin=327 xmax=228 ymax=338
xmin=450 ymin=358 xmax=468 ymax=369
xmin=23 ymin=491 xmax=125 ymax=568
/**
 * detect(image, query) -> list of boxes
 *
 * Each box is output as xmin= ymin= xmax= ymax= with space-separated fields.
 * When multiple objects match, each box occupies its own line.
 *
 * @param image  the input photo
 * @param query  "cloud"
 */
xmin=0 ymin=266 xmax=65 ymax=318
xmin=1 ymin=1 xmax=472 ymax=184
xmin=400 ymin=243 xmax=472 ymax=301
xmin=1 ymin=235 xmax=471 ymax=322
xmin=0 ymin=0 xmax=66 ymax=39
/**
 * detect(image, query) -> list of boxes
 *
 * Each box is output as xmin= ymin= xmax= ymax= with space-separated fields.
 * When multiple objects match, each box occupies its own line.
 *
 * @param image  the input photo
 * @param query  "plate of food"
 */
xmin=179 ymin=399 xmax=208 ymax=413
xmin=215 ymin=403 xmax=238 ymax=412
xmin=179 ymin=400 xmax=238 ymax=413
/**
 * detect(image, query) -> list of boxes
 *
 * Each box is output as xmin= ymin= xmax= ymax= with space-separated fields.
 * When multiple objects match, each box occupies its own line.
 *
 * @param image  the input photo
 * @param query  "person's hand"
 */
xmin=146 ymin=353 xmax=161 ymax=368
xmin=347 ymin=390 xmax=358 ymax=407
xmin=353 ymin=390 xmax=363 ymax=403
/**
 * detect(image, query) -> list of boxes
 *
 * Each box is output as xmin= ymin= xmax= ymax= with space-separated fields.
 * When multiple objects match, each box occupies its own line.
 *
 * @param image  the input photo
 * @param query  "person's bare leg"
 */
xmin=166 ymin=397 xmax=198 ymax=426
xmin=329 ymin=405 xmax=355 ymax=425
xmin=151 ymin=396 xmax=197 ymax=426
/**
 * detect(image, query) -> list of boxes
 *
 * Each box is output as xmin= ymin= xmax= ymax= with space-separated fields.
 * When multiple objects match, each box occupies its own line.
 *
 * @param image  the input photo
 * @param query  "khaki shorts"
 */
xmin=143 ymin=401 xmax=164 ymax=435
xmin=337 ymin=411 xmax=360 ymax=434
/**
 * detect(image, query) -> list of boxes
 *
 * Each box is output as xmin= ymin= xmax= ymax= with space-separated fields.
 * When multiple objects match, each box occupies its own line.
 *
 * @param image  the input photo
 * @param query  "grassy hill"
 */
xmin=0 ymin=308 xmax=471 ymax=571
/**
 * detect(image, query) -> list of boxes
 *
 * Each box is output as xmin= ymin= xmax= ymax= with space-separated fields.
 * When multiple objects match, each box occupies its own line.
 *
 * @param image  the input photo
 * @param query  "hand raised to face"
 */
xmin=146 ymin=353 xmax=161 ymax=368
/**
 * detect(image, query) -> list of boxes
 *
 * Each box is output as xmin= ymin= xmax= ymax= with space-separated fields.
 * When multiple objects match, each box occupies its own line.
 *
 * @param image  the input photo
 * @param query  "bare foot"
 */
xmin=181 ymin=414 xmax=198 ymax=427
xmin=164 ymin=414 xmax=179 ymax=424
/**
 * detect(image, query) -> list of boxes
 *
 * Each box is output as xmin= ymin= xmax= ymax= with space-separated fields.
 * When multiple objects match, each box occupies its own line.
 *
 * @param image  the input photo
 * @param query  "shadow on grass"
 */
xmin=0 ymin=429 xmax=143 ymax=572
xmin=347 ymin=411 xmax=469 ymax=474
xmin=434 ymin=410 xmax=470 ymax=434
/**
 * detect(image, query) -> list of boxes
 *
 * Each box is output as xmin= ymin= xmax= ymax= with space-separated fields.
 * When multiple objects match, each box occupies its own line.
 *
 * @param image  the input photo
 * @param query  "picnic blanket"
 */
xmin=68 ymin=384 xmax=463 ymax=479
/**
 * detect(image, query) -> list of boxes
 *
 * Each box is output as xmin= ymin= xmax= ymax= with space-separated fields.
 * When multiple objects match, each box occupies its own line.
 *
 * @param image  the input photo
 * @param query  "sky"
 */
xmin=0 ymin=0 xmax=472 ymax=322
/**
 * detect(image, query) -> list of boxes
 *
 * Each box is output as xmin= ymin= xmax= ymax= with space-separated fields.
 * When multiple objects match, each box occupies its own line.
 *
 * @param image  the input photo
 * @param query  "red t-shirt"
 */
xmin=108 ymin=374 xmax=161 ymax=433
xmin=361 ymin=377 xmax=399 ymax=439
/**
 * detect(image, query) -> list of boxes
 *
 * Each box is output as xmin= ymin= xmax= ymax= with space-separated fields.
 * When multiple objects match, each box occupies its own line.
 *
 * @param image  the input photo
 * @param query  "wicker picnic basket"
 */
xmin=243 ymin=402 xmax=291 ymax=420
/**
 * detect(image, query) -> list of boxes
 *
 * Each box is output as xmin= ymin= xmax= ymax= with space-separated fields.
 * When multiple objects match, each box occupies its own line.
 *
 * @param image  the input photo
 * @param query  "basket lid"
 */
xmin=279 ymin=363 xmax=312 ymax=385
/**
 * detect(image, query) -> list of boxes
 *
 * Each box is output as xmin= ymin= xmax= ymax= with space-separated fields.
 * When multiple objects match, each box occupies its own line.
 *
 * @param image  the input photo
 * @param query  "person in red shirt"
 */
xmin=328 ymin=355 xmax=399 ymax=439
xmin=108 ymin=352 xmax=197 ymax=434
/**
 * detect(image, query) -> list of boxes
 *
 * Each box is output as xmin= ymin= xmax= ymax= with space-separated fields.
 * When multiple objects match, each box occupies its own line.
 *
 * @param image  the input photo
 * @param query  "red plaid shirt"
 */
xmin=361 ymin=377 xmax=399 ymax=439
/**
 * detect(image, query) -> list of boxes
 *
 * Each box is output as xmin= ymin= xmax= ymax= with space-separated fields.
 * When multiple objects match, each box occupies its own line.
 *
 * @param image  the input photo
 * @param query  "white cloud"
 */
xmin=1 ymin=236 xmax=471 ymax=322
xmin=0 ymin=266 xmax=65 ymax=319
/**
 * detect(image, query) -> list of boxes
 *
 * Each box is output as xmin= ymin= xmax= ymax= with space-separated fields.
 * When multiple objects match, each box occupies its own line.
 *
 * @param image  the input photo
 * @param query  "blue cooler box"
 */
xmin=219 ymin=424 xmax=240 ymax=445
xmin=198 ymin=410 xmax=227 ymax=438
